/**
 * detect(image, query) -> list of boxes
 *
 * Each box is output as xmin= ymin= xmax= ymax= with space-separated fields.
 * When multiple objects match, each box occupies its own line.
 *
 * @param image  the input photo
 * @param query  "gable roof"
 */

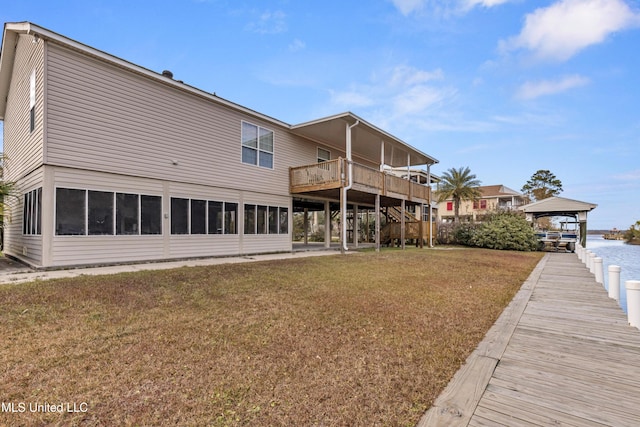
xmin=520 ymin=196 xmax=597 ymax=215
xmin=478 ymin=185 xmax=522 ymax=197
xmin=291 ymin=112 xmax=438 ymax=167
xmin=0 ymin=22 xmax=289 ymax=126
xmin=0 ymin=22 xmax=438 ymax=168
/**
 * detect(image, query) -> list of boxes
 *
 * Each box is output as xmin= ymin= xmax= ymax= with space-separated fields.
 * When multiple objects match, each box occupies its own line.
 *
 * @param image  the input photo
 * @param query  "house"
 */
xmin=0 ymin=22 xmax=439 ymax=268
xmin=437 ymin=185 xmax=527 ymax=223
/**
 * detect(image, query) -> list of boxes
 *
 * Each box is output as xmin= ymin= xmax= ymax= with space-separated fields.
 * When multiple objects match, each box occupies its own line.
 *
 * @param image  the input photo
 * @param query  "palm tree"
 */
xmin=436 ymin=166 xmax=482 ymax=223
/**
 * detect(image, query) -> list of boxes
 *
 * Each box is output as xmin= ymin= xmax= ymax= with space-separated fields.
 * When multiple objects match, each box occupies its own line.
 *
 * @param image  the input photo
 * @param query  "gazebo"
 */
xmin=520 ymin=196 xmax=597 ymax=247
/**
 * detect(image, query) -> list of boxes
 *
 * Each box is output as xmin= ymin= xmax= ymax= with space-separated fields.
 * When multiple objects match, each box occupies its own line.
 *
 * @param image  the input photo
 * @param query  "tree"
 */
xmin=521 ymin=170 xmax=563 ymax=201
xmin=0 ymin=154 xmax=16 ymax=249
xmin=436 ymin=166 xmax=482 ymax=223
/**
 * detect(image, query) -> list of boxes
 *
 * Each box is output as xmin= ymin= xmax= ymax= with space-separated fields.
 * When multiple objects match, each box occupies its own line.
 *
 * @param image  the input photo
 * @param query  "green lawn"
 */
xmin=0 ymin=248 xmax=542 ymax=426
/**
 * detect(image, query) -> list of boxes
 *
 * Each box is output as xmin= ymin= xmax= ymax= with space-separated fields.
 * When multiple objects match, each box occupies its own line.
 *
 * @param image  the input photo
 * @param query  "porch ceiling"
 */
xmin=291 ymin=112 xmax=438 ymax=168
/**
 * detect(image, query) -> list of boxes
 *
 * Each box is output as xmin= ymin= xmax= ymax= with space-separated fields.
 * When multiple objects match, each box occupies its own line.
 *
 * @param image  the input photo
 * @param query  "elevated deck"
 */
xmin=420 ymin=252 xmax=640 ymax=426
xmin=289 ymin=159 xmax=430 ymax=206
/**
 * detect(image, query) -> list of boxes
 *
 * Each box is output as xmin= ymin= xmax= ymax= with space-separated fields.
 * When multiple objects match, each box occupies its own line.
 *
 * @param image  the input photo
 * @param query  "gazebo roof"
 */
xmin=520 ymin=196 xmax=597 ymax=217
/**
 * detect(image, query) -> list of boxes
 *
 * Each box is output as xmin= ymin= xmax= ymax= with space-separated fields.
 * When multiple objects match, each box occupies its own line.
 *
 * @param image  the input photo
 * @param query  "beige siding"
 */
xmin=3 ymin=167 xmax=45 ymax=266
xmin=45 ymin=43 xmax=324 ymax=199
xmin=50 ymin=168 xmax=165 ymax=266
xmin=3 ymin=34 xmax=44 ymax=181
xmin=47 ymin=167 xmax=291 ymax=267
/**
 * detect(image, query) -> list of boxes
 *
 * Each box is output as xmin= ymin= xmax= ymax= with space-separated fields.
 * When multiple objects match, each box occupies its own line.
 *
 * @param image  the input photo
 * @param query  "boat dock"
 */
xmin=419 ymin=252 xmax=640 ymax=426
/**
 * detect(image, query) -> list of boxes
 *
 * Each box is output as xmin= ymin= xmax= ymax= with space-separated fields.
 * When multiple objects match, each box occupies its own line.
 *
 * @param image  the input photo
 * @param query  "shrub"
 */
xmin=470 ymin=211 xmax=538 ymax=251
xmin=452 ymin=222 xmax=478 ymax=246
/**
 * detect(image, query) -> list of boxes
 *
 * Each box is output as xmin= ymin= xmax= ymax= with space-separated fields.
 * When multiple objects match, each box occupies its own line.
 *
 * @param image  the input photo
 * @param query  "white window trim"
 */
xmin=241 ymin=120 xmax=275 ymax=170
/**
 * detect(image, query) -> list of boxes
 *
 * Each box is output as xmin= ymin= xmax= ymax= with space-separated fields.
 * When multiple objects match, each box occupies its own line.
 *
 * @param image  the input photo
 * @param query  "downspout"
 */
xmin=342 ymin=120 xmax=359 ymax=251
xmin=427 ymin=163 xmax=433 ymax=248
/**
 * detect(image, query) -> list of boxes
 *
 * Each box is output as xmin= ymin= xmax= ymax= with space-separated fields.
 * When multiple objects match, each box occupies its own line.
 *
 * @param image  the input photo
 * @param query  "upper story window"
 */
xmin=317 ymin=147 xmax=331 ymax=163
xmin=446 ymin=202 xmax=453 ymax=211
xmin=29 ymin=70 xmax=36 ymax=133
xmin=242 ymin=121 xmax=274 ymax=169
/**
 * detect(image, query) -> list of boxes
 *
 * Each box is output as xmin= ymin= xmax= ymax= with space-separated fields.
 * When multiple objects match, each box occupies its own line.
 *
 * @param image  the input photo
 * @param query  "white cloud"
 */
xmin=391 ymin=0 xmax=513 ymax=16
xmin=390 ymin=0 xmax=427 ymax=16
xmin=330 ymin=89 xmax=375 ymax=108
xmin=389 ymin=65 xmax=444 ymax=86
xmin=288 ymin=39 xmax=306 ymax=52
xmin=516 ymin=75 xmax=590 ymax=99
xmin=462 ymin=0 xmax=513 ymax=10
xmin=245 ymin=10 xmax=287 ymax=34
xmin=613 ymin=169 xmax=640 ymax=181
xmin=501 ymin=0 xmax=640 ymax=61
xmin=330 ymin=65 xmax=451 ymax=113
xmin=392 ymin=85 xmax=451 ymax=115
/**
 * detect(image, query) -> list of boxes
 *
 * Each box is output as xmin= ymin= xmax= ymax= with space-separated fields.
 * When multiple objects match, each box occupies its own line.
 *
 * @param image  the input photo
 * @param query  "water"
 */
xmin=586 ymin=235 xmax=640 ymax=313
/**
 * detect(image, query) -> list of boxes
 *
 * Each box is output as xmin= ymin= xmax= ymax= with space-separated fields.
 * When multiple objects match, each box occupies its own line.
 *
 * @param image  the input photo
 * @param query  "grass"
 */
xmin=0 ymin=247 xmax=543 ymax=426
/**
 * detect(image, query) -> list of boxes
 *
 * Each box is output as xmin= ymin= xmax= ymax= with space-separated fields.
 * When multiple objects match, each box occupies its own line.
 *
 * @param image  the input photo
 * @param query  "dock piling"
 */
xmin=608 ymin=265 xmax=621 ymax=302
xmin=626 ymin=280 xmax=640 ymax=329
xmin=594 ymin=257 xmax=604 ymax=285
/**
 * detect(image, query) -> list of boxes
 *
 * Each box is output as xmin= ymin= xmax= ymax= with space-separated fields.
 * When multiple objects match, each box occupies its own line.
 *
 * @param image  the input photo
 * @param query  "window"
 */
xmin=257 ymin=205 xmax=268 ymax=234
xmin=244 ymin=204 xmax=256 ymax=234
xmin=88 ymin=191 xmax=114 ymax=235
xmin=56 ymin=188 xmax=86 ymax=235
xmin=208 ymin=201 xmax=223 ymax=234
xmin=243 ymin=204 xmax=288 ymax=235
xmin=55 ymin=188 xmax=162 ymax=236
xmin=446 ymin=202 xmax=453 ymax=211
xmin=317 ymin=147 xmax=331 ymax=163
xmin=141 ymin=195 xmax=162 ymax=235
xmin=268 ymin=207 xmax=278 ymax=234
xmin=29 ymin=70 xmax=36 ymax=133
xmin=116 ymin=193 xmax=139 ymax=235
xmin=480 ymin=200 xmax=487 ymax=209
xmin=241 ymin=121 xmax=274 ymax=169
xmin=23 ymin=188 xmax=42 ymax=235
xmin=191 ymin=199 xmax=206 ymax=234
xmin=279 ymin=207 xmax=288 ymax=234
xmin=224 ymin=203 xmax=238 ymax=234
xmin=171 ymin=198 xmax=189 ymax=234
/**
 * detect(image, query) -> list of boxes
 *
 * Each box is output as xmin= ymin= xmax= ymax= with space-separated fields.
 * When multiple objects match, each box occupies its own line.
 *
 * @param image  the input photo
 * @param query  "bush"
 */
xmin=451 ymin=211 xmax=538 ymax=251
xmin=452 ymin=222 xmax=478 ymax=246
xmin=470 ymin=211 xmax=538 ymax=251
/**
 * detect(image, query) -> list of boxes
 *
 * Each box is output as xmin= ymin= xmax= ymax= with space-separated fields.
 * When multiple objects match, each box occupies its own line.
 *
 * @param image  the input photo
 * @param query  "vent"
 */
xmin=162 ymin=70 xmax=174 ymax=79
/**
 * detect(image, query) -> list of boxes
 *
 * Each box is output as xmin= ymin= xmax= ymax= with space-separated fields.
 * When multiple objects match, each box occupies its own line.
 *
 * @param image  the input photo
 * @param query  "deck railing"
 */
xmin=352 ymin=163 xmax=384 ymax=189
xmin=290 ymin=158 xmax=431 ymax=202
xmin=289 ymin=158 xmax=343 ymax=192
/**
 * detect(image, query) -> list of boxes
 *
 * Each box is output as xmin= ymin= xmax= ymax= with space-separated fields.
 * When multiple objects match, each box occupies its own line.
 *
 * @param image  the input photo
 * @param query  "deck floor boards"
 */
xmin=418 ymin=253 xmax=640 ymax=427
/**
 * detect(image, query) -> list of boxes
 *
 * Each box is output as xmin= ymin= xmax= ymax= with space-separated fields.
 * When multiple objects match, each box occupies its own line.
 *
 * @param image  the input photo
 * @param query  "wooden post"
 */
xmin=354 ymin=204 xmax=359 ymax=248
xmin=303 ymin=208 xmax=309 ymax=245
xmin=401 ymin=200 xmax=405 ymax=250
xmin=324 ymin=200 xmax=331 ymax=249
xmin=579 ymin=221 xmax=587 ymax=247
xmin=375 ymin=194 xmax=380 ymax=252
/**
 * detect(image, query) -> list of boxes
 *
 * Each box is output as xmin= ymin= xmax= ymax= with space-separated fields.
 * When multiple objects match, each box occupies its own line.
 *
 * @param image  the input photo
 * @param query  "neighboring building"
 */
xmin=0 ymin=22 xmax=438 ymax=268
xmin=438 ymin=185 xmax=528 ymax=223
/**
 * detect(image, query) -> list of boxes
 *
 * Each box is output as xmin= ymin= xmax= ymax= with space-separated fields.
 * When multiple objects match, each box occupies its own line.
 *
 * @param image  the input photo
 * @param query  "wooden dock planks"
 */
xmin=418 ymin=253 xmax=640 ymax=427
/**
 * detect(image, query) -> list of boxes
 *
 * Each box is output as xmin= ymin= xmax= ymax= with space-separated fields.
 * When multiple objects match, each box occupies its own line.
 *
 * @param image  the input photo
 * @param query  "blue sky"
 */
xmin=2 ymin=0 xmax=639 ymax=230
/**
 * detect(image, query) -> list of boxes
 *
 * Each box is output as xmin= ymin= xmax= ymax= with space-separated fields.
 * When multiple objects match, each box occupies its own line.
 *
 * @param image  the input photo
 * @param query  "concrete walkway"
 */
xmin=419 ymin=252 xmax=640 ymax=426
xmin=0 ymin=249 xmax=342 ymax=285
